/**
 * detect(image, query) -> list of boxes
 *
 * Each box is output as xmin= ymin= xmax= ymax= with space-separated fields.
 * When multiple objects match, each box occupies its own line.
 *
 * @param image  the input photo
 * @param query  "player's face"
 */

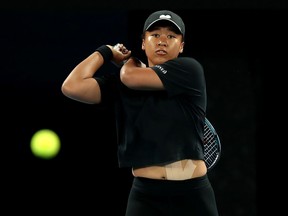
xmin=142 ymin=26 xmax=184 ymax=67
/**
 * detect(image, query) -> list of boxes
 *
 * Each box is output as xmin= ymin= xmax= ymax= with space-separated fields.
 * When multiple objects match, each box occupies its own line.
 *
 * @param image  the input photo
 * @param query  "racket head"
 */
xmin=204 ymin=118 xmax=221 ymax=171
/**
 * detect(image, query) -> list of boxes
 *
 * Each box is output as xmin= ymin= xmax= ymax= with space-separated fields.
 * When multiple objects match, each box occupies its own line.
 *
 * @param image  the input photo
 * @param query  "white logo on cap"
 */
xmin=159 ymin=15 xmax=171 ymax=19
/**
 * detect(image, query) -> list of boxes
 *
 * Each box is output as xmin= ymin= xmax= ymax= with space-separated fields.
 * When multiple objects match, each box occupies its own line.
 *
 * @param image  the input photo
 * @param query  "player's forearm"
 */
xmin=68 ymin=45 xmax=112 ymax=80
xmin=61 ymin=51 xmax=105 ymax=104
xmin=120 ymin=58 xmax=164 ymax=90
xmin=71 ymin=51 xmax=105 ymax=79
xmin=62 ymin=51 xmax=104 ymax=91
xmin=120 ymin=57 xmax=141 ymax=83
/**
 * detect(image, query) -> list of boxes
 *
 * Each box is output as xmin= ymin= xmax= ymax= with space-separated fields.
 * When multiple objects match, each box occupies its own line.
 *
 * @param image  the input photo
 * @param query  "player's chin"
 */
xmin=153 ymin=56 xmax=170 ymax=65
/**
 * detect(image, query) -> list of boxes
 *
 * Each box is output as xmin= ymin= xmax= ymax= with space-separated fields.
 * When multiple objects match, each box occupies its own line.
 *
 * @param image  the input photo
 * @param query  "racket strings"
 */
xmin=204 ymin=125 xmax=219 ymax=169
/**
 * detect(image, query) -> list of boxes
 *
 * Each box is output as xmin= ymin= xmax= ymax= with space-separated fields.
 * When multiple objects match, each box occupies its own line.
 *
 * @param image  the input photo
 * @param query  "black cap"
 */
xmin=143 ymin=10 xmax=185 ymax=37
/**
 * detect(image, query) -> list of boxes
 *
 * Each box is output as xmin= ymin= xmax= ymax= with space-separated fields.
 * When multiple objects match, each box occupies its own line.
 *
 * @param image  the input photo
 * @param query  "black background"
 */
xmin=2 ymin=0 xmax=287 ymax=215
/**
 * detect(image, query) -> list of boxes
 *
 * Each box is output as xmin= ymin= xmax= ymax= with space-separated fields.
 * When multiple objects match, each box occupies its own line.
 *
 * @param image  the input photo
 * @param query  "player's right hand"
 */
xmin=108 ymin=43 xmax=132 ymax=67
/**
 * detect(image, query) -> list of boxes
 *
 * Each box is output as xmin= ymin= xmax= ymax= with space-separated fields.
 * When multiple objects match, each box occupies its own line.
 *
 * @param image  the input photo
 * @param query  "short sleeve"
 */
xmin=151 ymin=57 xmax=205 ymax=97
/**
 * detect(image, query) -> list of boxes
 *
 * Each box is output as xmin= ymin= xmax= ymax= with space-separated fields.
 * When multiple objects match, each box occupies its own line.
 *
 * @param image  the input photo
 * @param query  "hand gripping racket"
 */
xmin=204 ymin=118 xmax=221 ymax=171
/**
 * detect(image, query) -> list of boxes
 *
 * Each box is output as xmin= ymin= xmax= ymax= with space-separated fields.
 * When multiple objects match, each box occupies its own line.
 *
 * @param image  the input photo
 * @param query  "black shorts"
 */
xmin=125 ymin=174 xmax=219 ymax=216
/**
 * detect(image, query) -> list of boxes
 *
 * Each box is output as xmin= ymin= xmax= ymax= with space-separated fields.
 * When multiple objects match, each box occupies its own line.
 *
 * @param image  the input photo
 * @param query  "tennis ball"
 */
xmin=30 ymin=129 xmax=61 ymax=159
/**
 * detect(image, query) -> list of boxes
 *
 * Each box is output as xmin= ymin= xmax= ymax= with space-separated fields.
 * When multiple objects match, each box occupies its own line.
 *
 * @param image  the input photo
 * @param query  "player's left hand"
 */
xmin=109 ymin=43 xmax=132 ymax=67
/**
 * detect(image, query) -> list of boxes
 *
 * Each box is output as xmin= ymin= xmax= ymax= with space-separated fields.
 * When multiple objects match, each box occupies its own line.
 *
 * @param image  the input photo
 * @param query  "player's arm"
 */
xmin=61 ymin=51 xmax=104 ymax=104
xmin=61 ymin=44 xmax=131 ymax=104
xmin=120 ymin=57 xmax=164 ymax=90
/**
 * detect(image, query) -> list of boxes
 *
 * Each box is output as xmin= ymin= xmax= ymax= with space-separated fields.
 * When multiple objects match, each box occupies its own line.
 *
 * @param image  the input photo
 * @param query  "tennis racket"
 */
xmin=204 ymin=118 xmax=221 ymax=171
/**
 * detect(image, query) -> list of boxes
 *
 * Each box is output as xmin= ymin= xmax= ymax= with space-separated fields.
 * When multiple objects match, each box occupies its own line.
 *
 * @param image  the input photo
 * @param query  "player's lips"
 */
xmin=155 ymin=49 xmax=167 ymax=55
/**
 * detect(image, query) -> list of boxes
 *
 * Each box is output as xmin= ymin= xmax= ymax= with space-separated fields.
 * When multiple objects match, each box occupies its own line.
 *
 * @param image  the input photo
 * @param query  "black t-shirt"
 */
xmin=95 ymin=57 xmax=207 ymax=168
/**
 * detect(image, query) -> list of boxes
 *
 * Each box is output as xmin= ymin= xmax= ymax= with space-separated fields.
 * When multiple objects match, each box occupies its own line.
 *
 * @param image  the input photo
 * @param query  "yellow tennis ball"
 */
xmin=30 ymin=129 xmax=61 ymax=159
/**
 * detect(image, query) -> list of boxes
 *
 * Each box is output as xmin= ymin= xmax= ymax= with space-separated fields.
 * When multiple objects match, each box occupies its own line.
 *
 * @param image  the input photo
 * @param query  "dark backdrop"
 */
xmin=1 ymin=1 xmax=287 ymax=215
